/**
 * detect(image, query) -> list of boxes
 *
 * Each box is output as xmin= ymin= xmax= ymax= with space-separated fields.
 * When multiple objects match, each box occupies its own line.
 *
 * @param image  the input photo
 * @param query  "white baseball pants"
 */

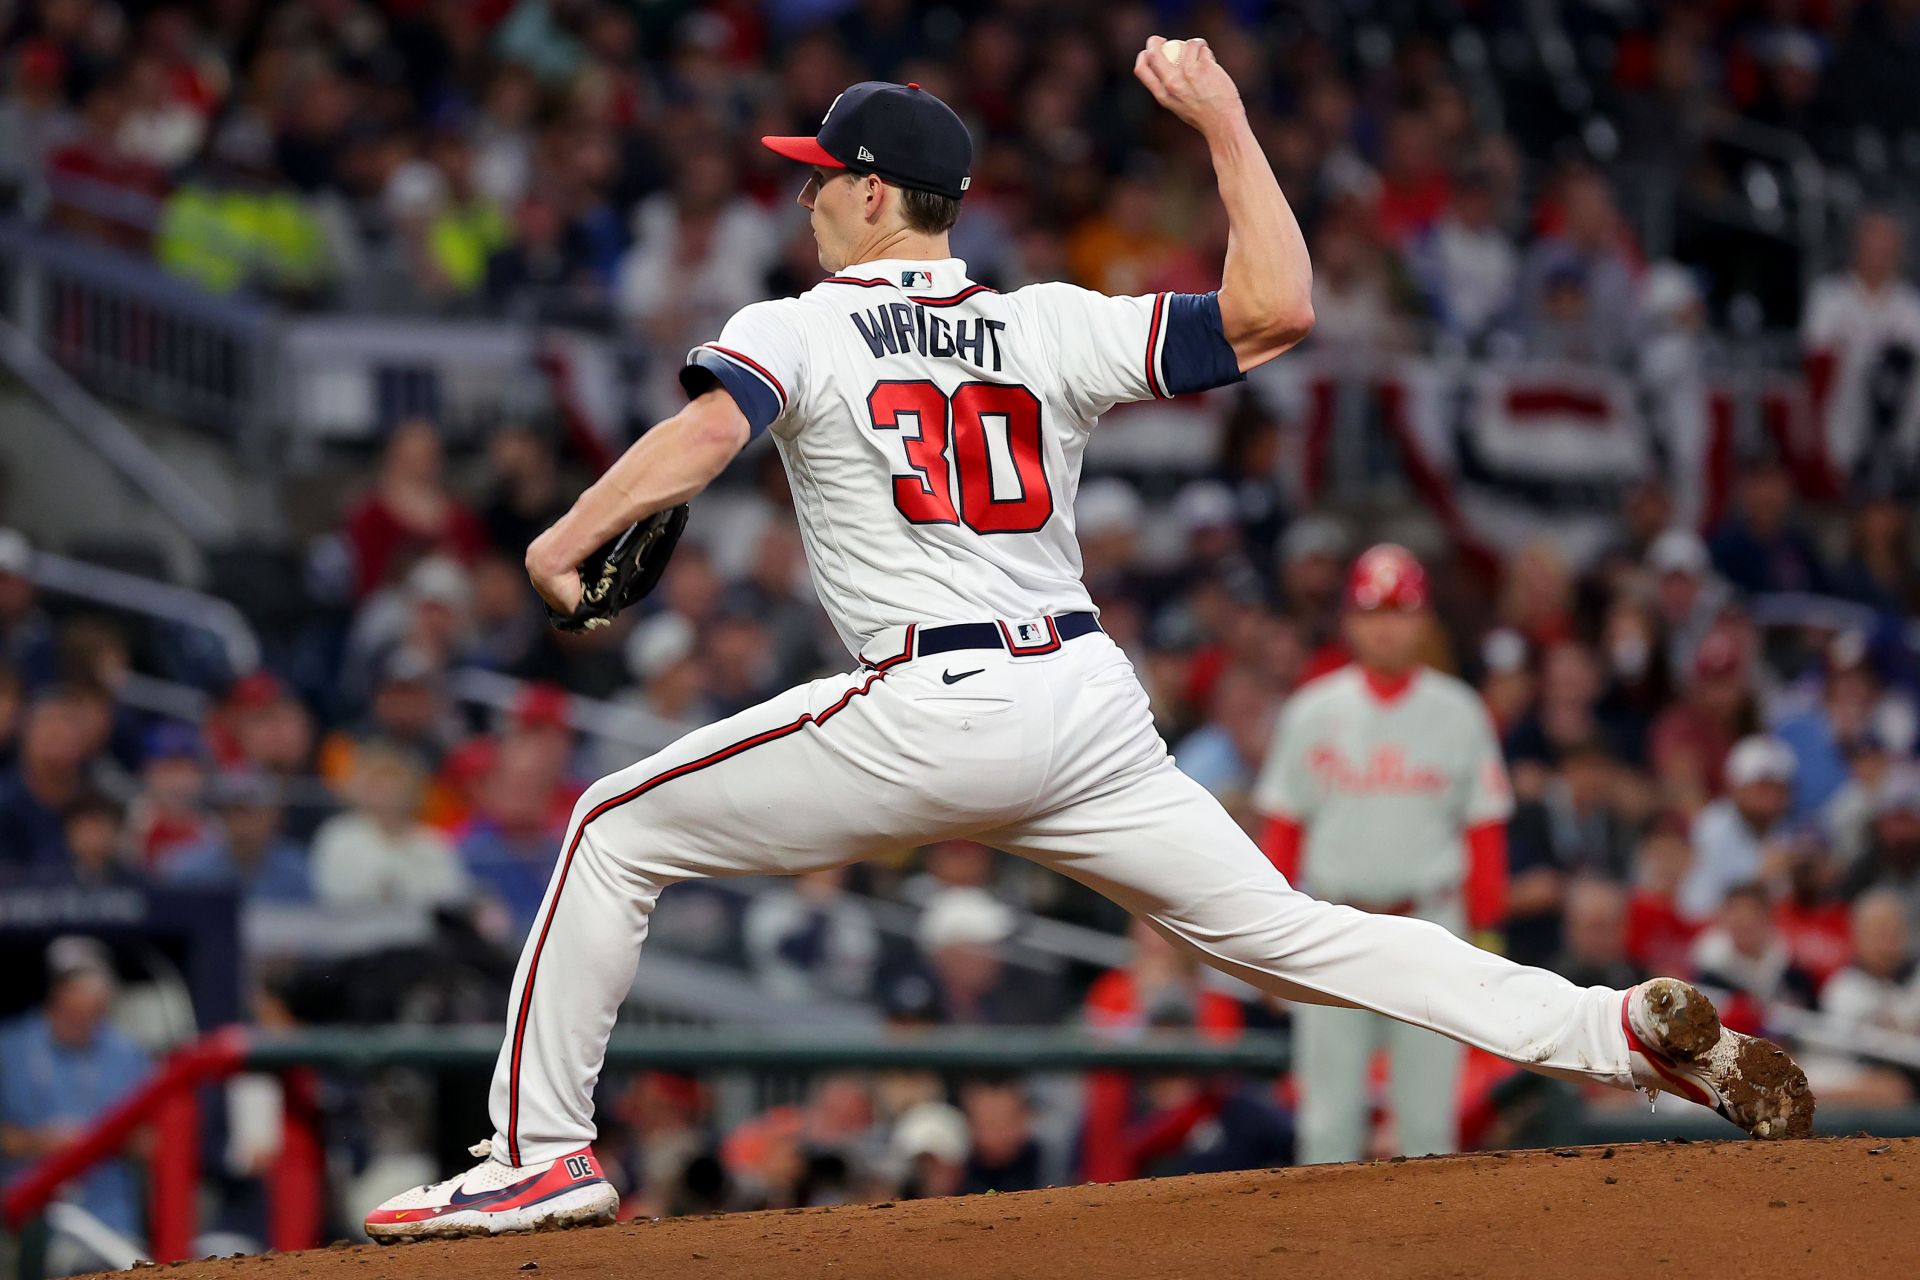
xmin=489 ymin=626 xmax=1634 ymax=1168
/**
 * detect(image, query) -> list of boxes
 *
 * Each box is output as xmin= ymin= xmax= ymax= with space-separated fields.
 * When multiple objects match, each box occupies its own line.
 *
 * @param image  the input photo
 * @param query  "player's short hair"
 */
xmin=899 ymin=185 xmax=961 ymax=234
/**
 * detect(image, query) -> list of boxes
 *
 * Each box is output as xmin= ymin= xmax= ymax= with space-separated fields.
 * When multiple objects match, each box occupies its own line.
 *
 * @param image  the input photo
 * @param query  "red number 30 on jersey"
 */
xmin=867 ymin=380 xmax=1053 ymax=534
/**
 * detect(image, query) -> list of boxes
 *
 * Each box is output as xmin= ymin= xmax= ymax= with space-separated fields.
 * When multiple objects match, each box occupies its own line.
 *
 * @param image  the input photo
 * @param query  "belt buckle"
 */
xmin=997 ymin=616 xmax=1061 ymax=656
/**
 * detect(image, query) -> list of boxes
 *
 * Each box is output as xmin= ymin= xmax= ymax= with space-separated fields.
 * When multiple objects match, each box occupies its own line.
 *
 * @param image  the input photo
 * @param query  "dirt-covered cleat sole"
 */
xmin=365 ymin=1142 xmax=619 ymax=1242
xmin=1623 ymin=978 xmax=1816 ymax=1140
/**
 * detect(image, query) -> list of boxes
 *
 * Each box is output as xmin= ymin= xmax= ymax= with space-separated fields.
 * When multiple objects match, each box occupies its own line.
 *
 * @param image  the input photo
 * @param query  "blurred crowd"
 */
xmin=9 ymin=0 xmax=1920 ymax=1255
xmin=9 ymin=383 xmax=1920 ymax=1205
xmin=6 ymin=0 xmax=1920 ymax=408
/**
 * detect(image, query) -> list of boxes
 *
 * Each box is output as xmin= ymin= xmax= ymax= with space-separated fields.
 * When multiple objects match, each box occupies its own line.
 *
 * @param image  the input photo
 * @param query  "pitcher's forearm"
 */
xmin=526 ymin=390 xmax=747 ymax=579
xmin=1207 ymin=117 xmax=1314 ymax=368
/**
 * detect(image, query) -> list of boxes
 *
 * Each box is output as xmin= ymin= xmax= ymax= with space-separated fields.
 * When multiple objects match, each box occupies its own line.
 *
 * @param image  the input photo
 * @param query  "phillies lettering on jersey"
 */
xmin=1252 ymin=666 xmax=1512 ymax=904
xmin=1306 ymin=744 xmax=1449 ymax=795
xmin=680 ymin=258 xmax=1245 ymax=655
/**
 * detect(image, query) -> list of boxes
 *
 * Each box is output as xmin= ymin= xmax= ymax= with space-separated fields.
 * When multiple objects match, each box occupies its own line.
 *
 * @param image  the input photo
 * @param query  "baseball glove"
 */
xmin=544 ymin=503 xmax=691 ymax=633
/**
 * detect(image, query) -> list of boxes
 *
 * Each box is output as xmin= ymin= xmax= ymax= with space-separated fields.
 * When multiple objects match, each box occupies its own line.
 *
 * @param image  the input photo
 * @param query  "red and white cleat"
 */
xmin=365 ymin=1141 xmax=619 ymax=1242
xmin=1622 ymin=977 xmax=1816 ymax=1140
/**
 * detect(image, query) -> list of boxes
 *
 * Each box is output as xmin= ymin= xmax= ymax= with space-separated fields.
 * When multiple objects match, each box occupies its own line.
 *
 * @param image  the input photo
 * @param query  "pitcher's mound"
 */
xmin=115 ymin=1137 xmax=1918 ymax=1279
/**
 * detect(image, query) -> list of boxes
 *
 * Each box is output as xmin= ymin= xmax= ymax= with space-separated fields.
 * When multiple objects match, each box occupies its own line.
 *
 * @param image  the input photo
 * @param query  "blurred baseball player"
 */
xmin=1253 ymin=545 xmax=1511 ymax=1163
xmin=369 ymin=40 xmax=1813 ymax=1240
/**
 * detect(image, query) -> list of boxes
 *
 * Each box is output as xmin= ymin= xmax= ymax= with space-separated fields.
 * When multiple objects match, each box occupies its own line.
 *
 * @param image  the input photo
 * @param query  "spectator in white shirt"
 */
xmin=1802 ymin=889 xmax=1918 ymax=1104
xmin=1802 ymin=211 xmax=1920 ymax=492
xmin=1306 ymin=201 xmax=1404 ymax=352
xmin=743 ymin=865 xmax=881 ymax=1003
xmin=1681 ymin=735 xmax=1796 ymax=920
xmin=1822 ymin=890 xmax=1920 ymax=1037
xmin=1644 ymin=527 xmax=1731 ymax=682
xmin=312 ymin=741 xmax=470 ymax=914
xmin=615 ymin=151 xmax=780 ymax=420
xmin=1688 ymin=881 xmax=1817 ymax=1011
xmin=1521 ymin=166 xmax=1640 ymax=363
xmin=1411 ymin=166 xmax=1517 ymax=347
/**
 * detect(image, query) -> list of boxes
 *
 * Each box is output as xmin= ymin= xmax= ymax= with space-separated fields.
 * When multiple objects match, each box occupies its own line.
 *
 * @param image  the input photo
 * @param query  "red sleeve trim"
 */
xmin=1144 ymin=292 xmax=1169 ymax=399
xmin=704 ymin=344 xmax=788 ymax=406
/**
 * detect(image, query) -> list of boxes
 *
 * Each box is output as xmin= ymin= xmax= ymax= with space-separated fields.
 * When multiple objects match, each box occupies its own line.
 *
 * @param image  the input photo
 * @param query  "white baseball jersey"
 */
xmin=1801 ymin=271 xmax=1920 ymax=478
xmin=680 ymin=256 xmax=1244 ymax=655
xmin=484 ymin=256 xmax=1644 ymax=1177
xmin=1251 ymin=666 xmax=1512 ymax=904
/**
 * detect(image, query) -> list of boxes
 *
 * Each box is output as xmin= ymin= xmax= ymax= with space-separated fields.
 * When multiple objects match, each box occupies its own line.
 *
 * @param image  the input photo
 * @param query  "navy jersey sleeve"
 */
xmin=1017 ymin=283 xmax=1245 ymax=420
xmin=679 ymin=300 xmax=804 ymax=437
xmin=1157 ymin=292 xmax=1246 ymax=397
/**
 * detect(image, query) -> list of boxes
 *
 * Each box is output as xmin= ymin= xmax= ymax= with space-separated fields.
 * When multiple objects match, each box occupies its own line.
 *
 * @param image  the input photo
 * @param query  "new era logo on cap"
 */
xmin=857 ymin=145 xmax=875 ymax=162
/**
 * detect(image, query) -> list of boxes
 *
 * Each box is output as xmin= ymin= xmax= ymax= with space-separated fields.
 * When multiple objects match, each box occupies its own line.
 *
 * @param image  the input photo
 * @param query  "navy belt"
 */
xmin=916 ymin=611 xmax=1100 ymax=658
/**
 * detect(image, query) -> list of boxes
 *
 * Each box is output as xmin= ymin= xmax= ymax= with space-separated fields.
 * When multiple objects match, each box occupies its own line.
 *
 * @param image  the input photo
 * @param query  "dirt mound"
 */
xmin=115 ymin=1137 xmax=1917 ymax=1279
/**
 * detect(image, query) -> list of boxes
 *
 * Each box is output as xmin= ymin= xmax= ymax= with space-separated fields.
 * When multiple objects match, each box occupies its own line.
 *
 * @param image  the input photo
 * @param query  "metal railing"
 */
xmin=0 ymin=1023 xmax=1292 ymax=1265
xmin=236 ymin=1023 xmax=1294 ymax=1074
xmin=449 ymin=666 xmax=696 ymax=755
xmin=1768 ymin=1005 xmax=1920 ymax=1074
xmin=0 ymin=218 xmax=608 ymax=453
xmin=0 ymin=314 xmax=238 ymax=545
xmin=26 ymin=547 xmax=260 ymax=677
xmin=0 ymin=220 xmax=273 ymax=438
xmin=275 ymin=315 xmax=558 ymax=443
xmin=3 ymin=213 xmax=1844 ymax=471
xmin=702 ymin=875 xmax=1263 ymax=1001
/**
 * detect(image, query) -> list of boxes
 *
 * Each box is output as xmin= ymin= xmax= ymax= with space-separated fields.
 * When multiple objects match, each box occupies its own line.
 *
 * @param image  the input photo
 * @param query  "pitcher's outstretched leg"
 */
xmin=993 ymin=757 xmax=1817 ymax=1141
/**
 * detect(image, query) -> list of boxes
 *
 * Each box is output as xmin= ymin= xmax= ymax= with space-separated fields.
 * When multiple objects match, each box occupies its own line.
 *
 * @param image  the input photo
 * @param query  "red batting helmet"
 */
xmin=1345 ymin=543 xmax=1429 ymax=611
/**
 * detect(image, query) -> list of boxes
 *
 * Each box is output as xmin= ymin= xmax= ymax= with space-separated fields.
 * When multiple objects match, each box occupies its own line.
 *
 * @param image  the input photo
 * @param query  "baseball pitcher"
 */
xmin=368 ymin=41 xmax=1812 ymax=1240
xmin=1253 ymin=545 xmax=1512 ymax=1163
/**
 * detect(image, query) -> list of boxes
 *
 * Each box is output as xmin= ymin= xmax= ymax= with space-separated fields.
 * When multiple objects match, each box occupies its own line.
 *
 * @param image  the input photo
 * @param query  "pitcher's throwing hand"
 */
xmin=1134 ymin=36 xmax=1244 ymax=135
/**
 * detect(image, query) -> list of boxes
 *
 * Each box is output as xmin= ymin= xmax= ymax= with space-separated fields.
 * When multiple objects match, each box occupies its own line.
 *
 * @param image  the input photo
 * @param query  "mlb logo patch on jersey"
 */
xmin=901 ymin=270 xmax=935 ymax=289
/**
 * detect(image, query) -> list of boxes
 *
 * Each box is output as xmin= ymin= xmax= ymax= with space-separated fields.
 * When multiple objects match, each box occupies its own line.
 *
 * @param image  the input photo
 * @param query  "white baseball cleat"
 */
xmin=1622 ymin=977 xmax=1815 ymax=1140
xmin=364 ymin=1140 xmax=619 ymax=1242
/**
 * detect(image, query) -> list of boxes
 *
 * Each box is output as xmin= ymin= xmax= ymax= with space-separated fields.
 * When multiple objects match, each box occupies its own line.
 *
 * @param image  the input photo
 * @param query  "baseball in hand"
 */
xmin=1160 ymin=39 xmax=1187 ymax=64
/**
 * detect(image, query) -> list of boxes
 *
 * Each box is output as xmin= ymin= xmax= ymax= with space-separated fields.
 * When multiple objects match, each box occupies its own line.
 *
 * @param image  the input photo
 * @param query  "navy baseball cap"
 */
xmin=763 ymin=81 xmax=972 ymax=201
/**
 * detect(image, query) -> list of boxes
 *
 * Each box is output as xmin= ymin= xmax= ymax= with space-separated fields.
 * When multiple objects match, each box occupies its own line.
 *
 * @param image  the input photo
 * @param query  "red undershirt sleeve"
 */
xmin=1260 ymin=814 xmax=1303 ymax=886
xmin=1465 ymin=820 xmax=1508 ymax=931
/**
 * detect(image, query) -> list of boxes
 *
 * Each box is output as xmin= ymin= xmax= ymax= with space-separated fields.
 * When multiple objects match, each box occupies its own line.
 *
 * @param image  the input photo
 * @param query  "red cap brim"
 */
xmin=761 ymin=135 xmax=843 ymax=167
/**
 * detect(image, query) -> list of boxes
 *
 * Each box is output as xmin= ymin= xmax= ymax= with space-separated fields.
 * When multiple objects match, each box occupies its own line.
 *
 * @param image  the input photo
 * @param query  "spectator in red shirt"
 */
xmin=1373 ymin=109 xmax=1453 ymax=247
xmin=1625 ymin=816 xmax=1701 ymax=976
xmin=341 ymin=419 xmax=489 ymax=599
xmin=1650 ymin=625 xmax=1758 ymax=815
xmin=1081 ymin=920 xmax=1246 ymax=1183
xmin=1772 ymin=832 xmax=1854 ymax=993
xmin=1083 ymin=919 xmax=1245 ymax=1041
xmin=45 ymin=77 xmax=168 ymax=251
xmin=207 ymin=672 xmax=315 ymax=778
xmin=125 ymin=723 xmax=214 ymax=870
